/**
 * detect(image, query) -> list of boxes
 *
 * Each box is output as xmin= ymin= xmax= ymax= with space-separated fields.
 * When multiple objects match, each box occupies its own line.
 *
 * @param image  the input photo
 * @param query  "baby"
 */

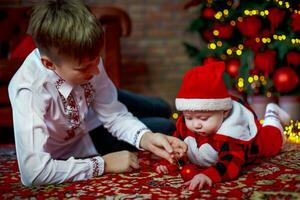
xmin=156 ymin=61 xmax=290 ymax=190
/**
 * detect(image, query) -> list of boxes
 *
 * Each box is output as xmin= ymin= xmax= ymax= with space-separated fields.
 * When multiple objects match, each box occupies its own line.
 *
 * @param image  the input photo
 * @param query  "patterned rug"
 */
xmin=0 ymin=144 xmax=300 ymax=200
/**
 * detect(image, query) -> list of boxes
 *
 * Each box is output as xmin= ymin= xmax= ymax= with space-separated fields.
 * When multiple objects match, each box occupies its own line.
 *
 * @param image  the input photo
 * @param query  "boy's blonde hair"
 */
xmin=28 ymin=0 xmax=104 ymax=63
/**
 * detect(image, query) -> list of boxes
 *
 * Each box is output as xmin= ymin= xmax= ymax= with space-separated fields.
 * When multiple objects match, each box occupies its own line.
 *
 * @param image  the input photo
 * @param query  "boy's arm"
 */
xmin=92 ymin=59 xmax=151 ymax=149
xmin=92 ymin=59 xmax=187 ymax=162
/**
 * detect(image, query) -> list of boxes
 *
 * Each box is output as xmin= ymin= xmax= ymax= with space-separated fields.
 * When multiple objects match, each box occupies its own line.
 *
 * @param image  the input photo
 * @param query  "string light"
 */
xmin=284 ymin=120 xmax=300 ymax=144
xmin=172 ymin=112 xmax=179 ymax=120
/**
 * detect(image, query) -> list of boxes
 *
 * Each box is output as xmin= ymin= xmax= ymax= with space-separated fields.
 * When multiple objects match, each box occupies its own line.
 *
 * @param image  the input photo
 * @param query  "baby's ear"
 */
xmin=41 ymin=56 xmax=55 ymax=70
xmin=224 ymin=110 xmax=230 ymax=118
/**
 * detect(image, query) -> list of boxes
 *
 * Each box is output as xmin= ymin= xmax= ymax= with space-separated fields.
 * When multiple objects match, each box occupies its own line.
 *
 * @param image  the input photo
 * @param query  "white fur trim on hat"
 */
xmin=175 ymin=98 xmax=232 ymax=111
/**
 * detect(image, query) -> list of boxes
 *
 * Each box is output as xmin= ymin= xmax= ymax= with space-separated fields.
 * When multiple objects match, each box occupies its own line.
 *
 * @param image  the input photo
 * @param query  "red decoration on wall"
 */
xmin=254 ymin=50 xmax=277 ymax=76
xmin=273 ymin=67 xmax=299 ymax=93
xmin=237 ymin=16 xmax=262 ymax=37
xmin=180 ymin=164 xmax=200 ymax=181
xmin=226 ymin=58 xmax=241 ymax=77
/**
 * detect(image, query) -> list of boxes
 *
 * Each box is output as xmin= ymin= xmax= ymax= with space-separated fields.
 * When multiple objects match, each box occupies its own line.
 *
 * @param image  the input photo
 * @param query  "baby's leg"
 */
xmin=256 ymin=103 xmax=291 ymax=157
xmin=264 ymin=103 xmax=291 ymax=129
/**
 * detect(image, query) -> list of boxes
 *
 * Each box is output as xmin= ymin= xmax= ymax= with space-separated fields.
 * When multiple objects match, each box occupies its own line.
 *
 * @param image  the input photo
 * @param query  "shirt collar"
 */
xmin=48 ymin=71 xmax=74 ymax=99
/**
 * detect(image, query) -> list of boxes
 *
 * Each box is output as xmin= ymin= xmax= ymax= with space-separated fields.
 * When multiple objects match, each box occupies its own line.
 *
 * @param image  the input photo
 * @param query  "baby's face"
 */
xmin=183 ymin=110 xmax=227 ymax=136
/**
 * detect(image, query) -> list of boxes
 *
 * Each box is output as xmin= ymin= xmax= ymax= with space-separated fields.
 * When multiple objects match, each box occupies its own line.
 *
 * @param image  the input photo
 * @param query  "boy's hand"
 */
xmin=102 ymin=150 xmax=139 ymax=173
xmin=183 ymin=173 xmax=212 ymax=190
xmin=140 ymin=132 xmax=187 ymax=164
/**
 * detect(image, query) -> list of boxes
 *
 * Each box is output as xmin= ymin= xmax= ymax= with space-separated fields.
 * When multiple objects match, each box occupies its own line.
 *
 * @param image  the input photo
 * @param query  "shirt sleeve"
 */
xmin=8 ymin=85 xmax=105 ymax=186
xmin=91 ymin=59 xmax=150 ymax=149
xmin=201 ymin=142 xmax=246 ymax=183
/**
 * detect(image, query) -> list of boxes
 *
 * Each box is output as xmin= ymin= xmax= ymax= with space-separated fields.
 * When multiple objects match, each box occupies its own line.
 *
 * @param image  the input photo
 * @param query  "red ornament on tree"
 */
xmin=254 ymin=50 xmax=277 ymax=76
xmin=244 ymin=37 xmax=263 ymax=52
xmin=267 ymin=7 xmax=286 ymax=31
xmin=273 ymin=67 xmax=299 ymax=93
xmin=226 ymin=58 xmax=241 ymax=77
xmin=213 ymin=23 xmax=234 ymax=39
xmin=202 ymin=7 xmax=216 ymax=19
xmin=180 ymin=164 xmax=199 ymax=181
xmin=290 ymin=13 xmax=300 ymax=32
xmin=237 ymin=16 xmax=262 ymax=37
xmin=202 ymin=30 xmax=214 ymax=41
xmin=203 ymin=56 xmax=219 ymax=65
xmin=287 ymin=51 xmax=300 ymax=67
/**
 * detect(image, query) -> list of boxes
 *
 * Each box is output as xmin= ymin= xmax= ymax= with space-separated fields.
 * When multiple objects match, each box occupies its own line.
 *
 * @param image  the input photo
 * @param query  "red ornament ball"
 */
xmin=237 ymin=16 xmax=262 ymax=37
xmin=180 ymin=164 xmax=199 ymax=181
xmin=203 ymin=56 xmax=219 ymax=65
xmin=254 ymin=50 xmax=277 ymax=75
xmin=202 ymin=7 xmax=216 ymax=19
xmin=226 ymin=58 xmax=241 ymax=77
xmin=273 ymin=67 xmax=299 ymax=93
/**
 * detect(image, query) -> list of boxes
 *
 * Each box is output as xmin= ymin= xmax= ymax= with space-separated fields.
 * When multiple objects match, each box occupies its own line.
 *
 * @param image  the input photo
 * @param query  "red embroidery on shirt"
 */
xmin=55 ymin=78 xmax=80 ymax=141
xmin=81 ymin=82 xmax=95 ymax=106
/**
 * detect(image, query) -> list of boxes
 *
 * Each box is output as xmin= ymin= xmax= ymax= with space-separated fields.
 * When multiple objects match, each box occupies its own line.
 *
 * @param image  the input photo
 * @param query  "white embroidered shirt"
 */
xmin=8 ymin=49 xmax=149 ymax=186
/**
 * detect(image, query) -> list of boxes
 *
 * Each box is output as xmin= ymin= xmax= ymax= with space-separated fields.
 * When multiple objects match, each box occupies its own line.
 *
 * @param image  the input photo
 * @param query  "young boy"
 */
xmin=8 ymin=0 xmax=187 ymax=186
xmin=156 ymin=61 xmax=291 ymax=190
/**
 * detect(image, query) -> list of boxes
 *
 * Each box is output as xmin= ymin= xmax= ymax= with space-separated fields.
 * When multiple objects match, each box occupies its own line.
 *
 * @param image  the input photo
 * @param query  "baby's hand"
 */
xmin=156 ymin=165 xmax=169 ymax=174
xmin=154 ymin=159 xmax=178 ymax=174
xmin=183 ymin=173 xmax=212 ymax=191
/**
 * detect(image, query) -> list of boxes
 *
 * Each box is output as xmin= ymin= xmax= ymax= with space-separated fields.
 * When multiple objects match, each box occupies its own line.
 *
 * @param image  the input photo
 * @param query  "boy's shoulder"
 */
xmin=9 ymin=49 xmax=51 ymax=93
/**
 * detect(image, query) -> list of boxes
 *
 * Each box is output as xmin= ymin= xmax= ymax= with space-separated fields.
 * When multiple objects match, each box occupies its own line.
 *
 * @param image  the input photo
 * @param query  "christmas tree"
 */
xmin=183 ymin=0 xmax=300 ymax=99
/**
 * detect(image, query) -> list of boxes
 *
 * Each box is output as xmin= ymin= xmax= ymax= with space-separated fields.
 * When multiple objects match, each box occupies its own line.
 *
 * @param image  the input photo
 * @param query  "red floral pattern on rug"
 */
xmin=0 ymin=144 xmax=300 ymax=199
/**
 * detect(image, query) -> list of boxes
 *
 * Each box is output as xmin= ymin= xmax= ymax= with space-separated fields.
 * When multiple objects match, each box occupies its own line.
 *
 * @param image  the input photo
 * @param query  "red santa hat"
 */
xmin=175 ymin=61 xmax=232 ymax=111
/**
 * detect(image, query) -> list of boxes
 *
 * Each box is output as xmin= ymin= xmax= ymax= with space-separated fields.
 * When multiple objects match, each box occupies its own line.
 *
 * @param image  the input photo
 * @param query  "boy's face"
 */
xmin=41 ymin=53 xmax=101 ymax=85
xmin=183 ymin=110 xmax=227 ymax=136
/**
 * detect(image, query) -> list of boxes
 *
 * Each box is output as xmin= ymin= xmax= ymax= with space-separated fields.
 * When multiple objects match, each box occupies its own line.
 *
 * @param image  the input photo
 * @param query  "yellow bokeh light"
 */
xmin=264 ymin=10 xmax=269 ymax=15
xmin=236 ymin=49 xmax=242 ymax=55
xmin=227 ymin=49 xmax=233 ymax=55
xmin=223 ymin=9 xmax=229 ymax=15
xmin=248 ymin=77 xmax=254 ymax=83
xmin=238 ymin=82 xmax=244 ymax=88
xmin=213 ymin=30 xmax=219 ymax=36
xmin=209 ymin=43 xmax=217 ymax=49
xmin=172 ymin=112 xmax=179 ymax=119
xmin=262 ymin=38 xmax=268 ymax=43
